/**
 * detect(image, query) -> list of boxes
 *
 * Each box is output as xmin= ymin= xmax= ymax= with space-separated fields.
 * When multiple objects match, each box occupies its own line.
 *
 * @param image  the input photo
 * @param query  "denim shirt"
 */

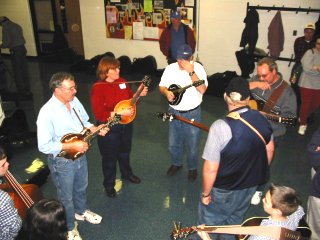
xmin=37 ymin=94 xmax=93 ymax=157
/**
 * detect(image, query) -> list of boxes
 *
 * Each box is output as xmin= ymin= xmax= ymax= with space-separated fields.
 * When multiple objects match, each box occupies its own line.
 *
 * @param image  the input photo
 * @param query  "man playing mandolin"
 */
xmin=159 ymin=44 xmax=208 ymax=181
xmin=37 ymin=72 xmax=109 ymax=240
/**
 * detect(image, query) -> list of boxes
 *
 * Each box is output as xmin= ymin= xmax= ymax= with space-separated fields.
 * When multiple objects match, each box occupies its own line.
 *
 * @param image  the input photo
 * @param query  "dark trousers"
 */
xmin=97 ymin=123 xmax=134 ymax=189
xmin=11 ymin=45 xmax=30 ymax=93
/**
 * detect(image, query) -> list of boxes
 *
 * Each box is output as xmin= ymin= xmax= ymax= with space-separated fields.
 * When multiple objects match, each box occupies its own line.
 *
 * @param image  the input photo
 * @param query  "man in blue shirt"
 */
xmin=37 ymin=72 xmax=108 ymax=240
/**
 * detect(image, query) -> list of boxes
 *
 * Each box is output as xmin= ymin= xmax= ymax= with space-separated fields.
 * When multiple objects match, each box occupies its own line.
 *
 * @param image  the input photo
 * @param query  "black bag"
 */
xmin=206 ymin=71 xmax=238 ymax=98
xmin=132 ymin=55 xmax=157 ymax=75
xmin=117 ymin=55 xmax=132 ymax=75
xmin=87 ymin=51 xmax=115 ymax=75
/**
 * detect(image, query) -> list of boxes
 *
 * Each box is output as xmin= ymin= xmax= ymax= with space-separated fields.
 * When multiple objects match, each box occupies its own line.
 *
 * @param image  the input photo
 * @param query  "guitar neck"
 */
xmin=174 ymin=114 xmax=209 ymax=132
xmin=195 ymin=225 xmax=285 ymax=240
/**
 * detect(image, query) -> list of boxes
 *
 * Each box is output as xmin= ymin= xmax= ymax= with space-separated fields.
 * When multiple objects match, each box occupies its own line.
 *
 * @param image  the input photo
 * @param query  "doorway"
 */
xmin=29 ymin=0 xmax=84 ymax=57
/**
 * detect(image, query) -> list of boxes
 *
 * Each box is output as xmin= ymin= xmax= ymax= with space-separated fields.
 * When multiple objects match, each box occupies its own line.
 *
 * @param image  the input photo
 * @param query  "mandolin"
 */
xmin=156 ymin=112 xmax=209 ymax=132
xmin=114 ymin=75 xmax=151 ymax=124
xmin=168 ymin=80 xmax=205 ymax=106
xmin=249 ymin=100 xmax=297 ymax=127
xmin=170 ymin=217 xmax=310 ymax=240
xmin=57 ymin=114 xmax=121 ymax=160
xmin=0 ymin=170 xmax=42 ymax=219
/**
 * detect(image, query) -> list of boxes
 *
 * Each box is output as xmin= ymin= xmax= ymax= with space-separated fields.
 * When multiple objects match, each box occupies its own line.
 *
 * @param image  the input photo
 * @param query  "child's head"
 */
xmin=263 ymin=183 xmax=301 ymax=217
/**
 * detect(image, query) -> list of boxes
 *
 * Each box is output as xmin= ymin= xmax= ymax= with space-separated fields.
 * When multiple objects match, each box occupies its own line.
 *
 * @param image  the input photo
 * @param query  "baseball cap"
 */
xmin=176 ymin=44 xmax=193 ymax=60
xmin=304 ymin=22 xmax=315 ymax=30
xmin=170 ymin=11 xmax=180 ymax=19
xmin=225 ymin=77 xmax=250 ymax=101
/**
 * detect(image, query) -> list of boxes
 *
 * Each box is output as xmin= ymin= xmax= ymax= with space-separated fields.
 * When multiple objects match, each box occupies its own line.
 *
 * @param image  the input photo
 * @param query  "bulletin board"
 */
xmin=104 ymin=0 xmax=196 ymax=41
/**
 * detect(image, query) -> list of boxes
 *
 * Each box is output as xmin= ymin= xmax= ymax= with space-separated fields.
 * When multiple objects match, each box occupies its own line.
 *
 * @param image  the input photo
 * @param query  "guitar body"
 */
xmin=168 ymin=84 xmax=185 ymax=106
xmin=0 ymin=183 xmax=42 ymax=219
xmin=58 ymin=130 xmax=91 ymax=160
xmin=114 ymin=99 xmax=137 ymax=124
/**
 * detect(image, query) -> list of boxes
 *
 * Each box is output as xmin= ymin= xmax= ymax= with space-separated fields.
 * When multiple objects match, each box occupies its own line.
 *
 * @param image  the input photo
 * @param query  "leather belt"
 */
xmin=176 ymin=105 xmax=199 ymax=113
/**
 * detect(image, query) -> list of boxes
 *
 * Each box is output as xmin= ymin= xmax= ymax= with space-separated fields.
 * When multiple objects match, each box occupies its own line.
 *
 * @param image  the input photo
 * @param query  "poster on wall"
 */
xmin=104 ymin=0 xmax=196 ymax=41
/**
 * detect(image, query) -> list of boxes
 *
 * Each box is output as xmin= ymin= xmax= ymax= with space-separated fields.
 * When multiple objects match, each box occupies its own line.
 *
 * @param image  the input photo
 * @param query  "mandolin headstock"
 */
xmin=155 ymin=112 xmax=176 ymax=122
xmin=142 ymin=75 xmax=152 ymax=87
xmin=171 ymin=222 xmax=196 ymax=240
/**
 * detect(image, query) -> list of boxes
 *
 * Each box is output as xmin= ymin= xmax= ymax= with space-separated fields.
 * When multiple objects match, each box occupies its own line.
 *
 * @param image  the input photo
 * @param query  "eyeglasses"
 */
xmin=316 ymin=42 xmax=320 ymax=45
xmin=59 ymin=85 xmax=77 ymax=91
xmin=257 ymin=72 xmax=271 ymax=79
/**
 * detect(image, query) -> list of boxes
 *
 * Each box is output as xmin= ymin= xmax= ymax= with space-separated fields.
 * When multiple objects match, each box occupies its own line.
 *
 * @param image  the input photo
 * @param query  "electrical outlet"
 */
xmin=293 ymin=30 xmax=297 ymax=36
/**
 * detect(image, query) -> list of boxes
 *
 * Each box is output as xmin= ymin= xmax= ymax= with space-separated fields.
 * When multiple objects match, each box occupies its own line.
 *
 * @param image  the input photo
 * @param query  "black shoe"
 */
xmin=105 ymin=187 xmax=116 ymax=198
xmin=188 ymin=170 xmax=197 ymax=182
xmin=123 ymin=175 xmax=141 ymax=184
xmin=166 ymin=165 xmax=182 ymax=176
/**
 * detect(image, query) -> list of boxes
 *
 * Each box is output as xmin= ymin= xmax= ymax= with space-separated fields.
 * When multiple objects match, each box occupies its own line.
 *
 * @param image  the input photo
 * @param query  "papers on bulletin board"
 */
xmin=133 ymin=22 xmax=144 ymax=40
xmin=106 ymin=6 xmax=117 ymax=24
xmin=185 ymin=0 xmax=194 ymax=7
xmin=144 ymin=0 xmax=153 ymax=12
xmin=144 ymin=26 xmax=159 ymax=40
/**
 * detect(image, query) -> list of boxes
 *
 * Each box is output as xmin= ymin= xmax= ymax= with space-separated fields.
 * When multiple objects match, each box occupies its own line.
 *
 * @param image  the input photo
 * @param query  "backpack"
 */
xmin=132 ymin=55 xmax=157 ymax=75
xmin=206 ymin=71 xmax=239 ymax=98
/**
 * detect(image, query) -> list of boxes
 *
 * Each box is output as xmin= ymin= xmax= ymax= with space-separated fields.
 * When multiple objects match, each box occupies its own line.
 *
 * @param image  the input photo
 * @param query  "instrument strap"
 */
xmin=73 ymin=108 xmax=85 ymax=129
xmin=227 ymin=112 xmax=266 ymax=145
xmin=262 ymin=80 xmax=287 ymax=113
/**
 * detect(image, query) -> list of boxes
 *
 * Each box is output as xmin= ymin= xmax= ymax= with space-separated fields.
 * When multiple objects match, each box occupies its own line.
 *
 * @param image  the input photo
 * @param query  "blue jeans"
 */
xmin=48 ymin=154 xmax=88 ymax=231
xmin=168 ymin=106 xmax=201 ymax=170
xmin=198 ymin=186 xmax=257 ymax=240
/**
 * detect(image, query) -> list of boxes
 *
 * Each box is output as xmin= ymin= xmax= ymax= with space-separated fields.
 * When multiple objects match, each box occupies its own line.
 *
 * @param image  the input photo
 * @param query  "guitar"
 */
xmin=249 ymin=100 xmax=297 ymax=127
xmin=57 ymin=114 xmax=121 ymax=160
xmin=114 ymin=75 xmax=151 ymax=124
xmin=1 ymin=170 xmax=42 ymax=218
xmin=156 ymin=112 xmax=209 ymax=132
xmin=170 ymin=217 xmax=311 ymax=240
xmin=168 ymin=80 xmax=205 ymax=106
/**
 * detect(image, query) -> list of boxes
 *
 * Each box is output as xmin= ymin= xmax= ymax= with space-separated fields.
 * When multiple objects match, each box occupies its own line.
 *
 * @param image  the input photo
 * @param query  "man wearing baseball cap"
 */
xmin=198 ymin=77 xmax=274 ymax=240
xmin=159 ymin=44 xmax=207 ymax=182
xmin=159 ymin=10 xmax=196 ymax=64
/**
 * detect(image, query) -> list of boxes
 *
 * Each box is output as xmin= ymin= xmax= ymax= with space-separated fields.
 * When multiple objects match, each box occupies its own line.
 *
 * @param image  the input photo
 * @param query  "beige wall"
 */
xmin=1 ymin=0 xmax=319 ymax=79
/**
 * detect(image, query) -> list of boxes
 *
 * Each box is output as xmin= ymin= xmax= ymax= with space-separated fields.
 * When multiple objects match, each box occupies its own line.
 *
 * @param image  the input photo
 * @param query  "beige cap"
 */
xmin=305 ymin=22 xmax=315 ymax=30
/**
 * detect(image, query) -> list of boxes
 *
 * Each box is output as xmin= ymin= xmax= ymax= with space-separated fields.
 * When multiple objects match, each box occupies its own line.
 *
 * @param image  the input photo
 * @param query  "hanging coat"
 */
xmin=240 ymin=9 xmax=260 ymax=55
xmin=268 ymin=11 xmax=284 ymax=58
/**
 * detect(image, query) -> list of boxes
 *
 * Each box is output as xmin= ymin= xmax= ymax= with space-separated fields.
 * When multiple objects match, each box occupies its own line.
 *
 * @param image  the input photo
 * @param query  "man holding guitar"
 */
xmin=37 ymin=72 xmax=109 ymax=240
xmin=199 ymin=77 xmax=274 ymax=240
xmin=0 ymin=147 xmax=22 ymax=240
xmin=249 ymin=57 xmax=297 ymax=146
xmin=159 ymin=44 xmax=207 ymax=181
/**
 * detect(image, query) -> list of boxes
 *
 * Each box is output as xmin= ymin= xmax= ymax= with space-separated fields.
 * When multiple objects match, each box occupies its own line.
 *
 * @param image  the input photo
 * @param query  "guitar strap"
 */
xmin=227 ymin=112 xmax=266 ymax=145
xmin=262 ymin=80 xmax=288 ymax=114
xmin=73 ymin=108 xmax=85 ymax=129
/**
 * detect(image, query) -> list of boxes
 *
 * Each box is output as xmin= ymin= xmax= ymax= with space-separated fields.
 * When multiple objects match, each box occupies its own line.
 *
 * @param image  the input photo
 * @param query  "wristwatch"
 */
xmin=189 ymin=71 xmax=195 ymax=76
xmin=201 ymin=192 xmax=210 ymax=198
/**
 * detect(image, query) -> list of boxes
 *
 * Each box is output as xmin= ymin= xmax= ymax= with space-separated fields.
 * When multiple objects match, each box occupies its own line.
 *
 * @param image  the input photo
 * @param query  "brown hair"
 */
xmin=269 ymin=183 xmax=301 ymax=216
xmin=257 ymin=57 xmax=278 ymax=73
xmin=96 ymin=56 xmax=120 ymax=81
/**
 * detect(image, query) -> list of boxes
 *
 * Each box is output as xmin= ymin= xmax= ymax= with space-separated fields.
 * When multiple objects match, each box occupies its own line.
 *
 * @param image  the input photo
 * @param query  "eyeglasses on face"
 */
xmin=59 ymin=85 xmax=77 ymax=91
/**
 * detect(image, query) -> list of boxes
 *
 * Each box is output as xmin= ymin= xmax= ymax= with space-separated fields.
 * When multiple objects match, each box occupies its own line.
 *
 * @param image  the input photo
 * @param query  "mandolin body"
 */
xmin=114 ymin=99 xmax=137 ymax=124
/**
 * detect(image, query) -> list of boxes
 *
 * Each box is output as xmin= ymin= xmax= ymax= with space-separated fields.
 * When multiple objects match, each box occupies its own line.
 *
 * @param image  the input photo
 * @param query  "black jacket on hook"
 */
xmin=240 ymin=9 xmax=260 ymax=55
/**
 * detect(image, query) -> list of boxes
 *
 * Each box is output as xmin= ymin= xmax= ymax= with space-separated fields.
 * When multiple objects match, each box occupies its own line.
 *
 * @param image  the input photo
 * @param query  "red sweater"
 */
xmin=91 ymin=78 xmax=134 ymax=122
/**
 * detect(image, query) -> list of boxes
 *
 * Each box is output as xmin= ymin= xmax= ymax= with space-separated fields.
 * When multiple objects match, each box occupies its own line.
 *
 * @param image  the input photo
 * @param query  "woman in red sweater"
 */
xmin=91 ymin=56 xmax=148 ymax=197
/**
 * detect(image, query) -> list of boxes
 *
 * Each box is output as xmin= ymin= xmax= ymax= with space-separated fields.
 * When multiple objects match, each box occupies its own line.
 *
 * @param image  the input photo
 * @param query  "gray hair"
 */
xmin=49 ymin=72 xmax=75 ymax=92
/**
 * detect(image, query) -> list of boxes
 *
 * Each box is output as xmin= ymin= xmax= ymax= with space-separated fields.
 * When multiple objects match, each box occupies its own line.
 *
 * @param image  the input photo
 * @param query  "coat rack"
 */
xmin=246 ymin=2 xmax=320 ymax=64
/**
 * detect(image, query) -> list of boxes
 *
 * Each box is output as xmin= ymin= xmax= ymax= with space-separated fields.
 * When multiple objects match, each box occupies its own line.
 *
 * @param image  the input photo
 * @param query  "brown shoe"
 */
xmin=188 ymin=170 xmax=197 ymax=182
xmin=166 ymin=165 xmax=182 ymax=176
xmin=127 ymin=175 xmax=141 ymax=184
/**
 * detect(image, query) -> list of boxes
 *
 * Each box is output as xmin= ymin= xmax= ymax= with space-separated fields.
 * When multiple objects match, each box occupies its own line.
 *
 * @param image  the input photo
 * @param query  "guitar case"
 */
xmin=132 ymin=55 xmax=157 ymax=75
xmin=206 ymin=71 xmax=238 ymax=98
xmin=117 ymin=55 xmax=132 ymax=76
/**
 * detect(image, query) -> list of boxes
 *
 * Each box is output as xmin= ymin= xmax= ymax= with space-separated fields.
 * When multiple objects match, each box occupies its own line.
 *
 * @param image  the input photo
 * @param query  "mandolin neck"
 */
xmin=131 ymin=83 xmax=145 ymax=105
xmin=174 ymin=114 xmax=209 ymax=132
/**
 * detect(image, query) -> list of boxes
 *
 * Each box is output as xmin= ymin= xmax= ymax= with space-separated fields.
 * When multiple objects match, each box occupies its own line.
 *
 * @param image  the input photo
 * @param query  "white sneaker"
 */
xmin=251 ymin=191 xmax=262 ymax=205
xmin=75 ymin=210 xmax=102 ymax=224
xmin=298 ymin=125 xmax=307 ymax=135
xmin=67 ymin=226 xmax=82 ymax=240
